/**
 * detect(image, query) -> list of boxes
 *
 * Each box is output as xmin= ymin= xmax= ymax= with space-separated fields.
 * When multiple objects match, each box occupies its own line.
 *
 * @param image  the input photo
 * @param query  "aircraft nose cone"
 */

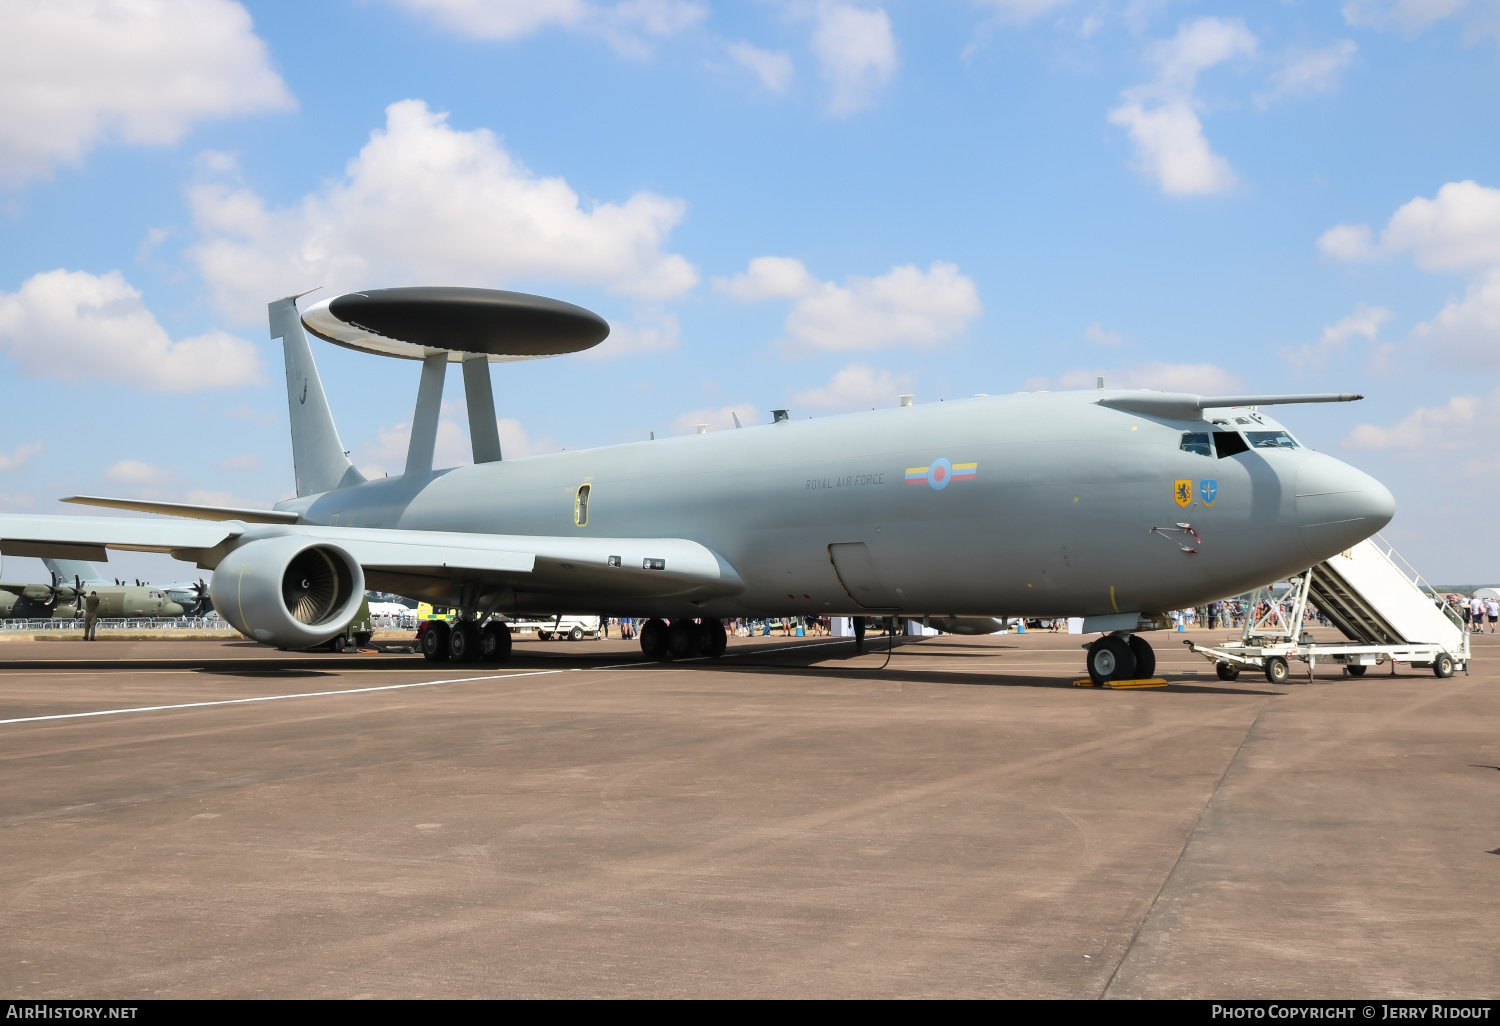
xmin=1295 ymin=453 xmax=1396 ymax=560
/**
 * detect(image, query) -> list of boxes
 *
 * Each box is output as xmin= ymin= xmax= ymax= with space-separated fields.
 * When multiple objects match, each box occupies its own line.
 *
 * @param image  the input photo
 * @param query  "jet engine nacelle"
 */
xmin=209 ymin=536 xmax=365 ymax=648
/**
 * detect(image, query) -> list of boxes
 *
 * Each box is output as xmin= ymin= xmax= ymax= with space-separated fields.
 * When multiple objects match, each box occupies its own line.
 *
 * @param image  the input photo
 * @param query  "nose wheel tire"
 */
xmin=479 ymin=621 xmax=512 ymax=663
xmin=1433 ymin=653 xmax=1455 ymax=678
xmin=1127 ymin=634 xmax=1156 ymax=679
xmin=1086 ymin=635 xmax=1137 ymax=684
xmin=421 ymin=621 xmax=451 ymax=662
xmin=449 ymin=620 xmax=480 ymax=663
xmin=1264 ymin=656 xmax=1290 ymax=685
xmin=1346 ymin=664 xmax=1367 ymax=677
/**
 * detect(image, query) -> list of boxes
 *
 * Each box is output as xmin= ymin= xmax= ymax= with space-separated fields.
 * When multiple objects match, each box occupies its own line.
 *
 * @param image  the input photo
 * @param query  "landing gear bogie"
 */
xmin=639 ymin=618 xmax=726 ymax=660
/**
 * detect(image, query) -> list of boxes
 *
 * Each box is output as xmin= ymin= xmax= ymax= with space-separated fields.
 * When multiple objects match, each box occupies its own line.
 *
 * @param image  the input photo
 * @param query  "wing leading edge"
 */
xmin=0 ymin=514 xmax=744 ymax=605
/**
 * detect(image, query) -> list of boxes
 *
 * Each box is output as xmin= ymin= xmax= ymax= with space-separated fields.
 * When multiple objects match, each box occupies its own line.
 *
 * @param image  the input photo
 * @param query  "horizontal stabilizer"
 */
xmin=62 ymin=496 xmax=299 ymax=524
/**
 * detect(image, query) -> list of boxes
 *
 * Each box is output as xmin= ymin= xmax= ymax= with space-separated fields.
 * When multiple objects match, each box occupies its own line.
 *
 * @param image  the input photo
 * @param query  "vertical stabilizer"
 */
xmin=269 ymin=295 xmax=365 ymax=497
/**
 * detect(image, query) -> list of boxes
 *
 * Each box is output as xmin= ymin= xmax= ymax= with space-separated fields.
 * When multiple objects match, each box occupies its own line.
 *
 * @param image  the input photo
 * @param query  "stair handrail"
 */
xmin=1371 ymin=533 xmax=1444 ymax=603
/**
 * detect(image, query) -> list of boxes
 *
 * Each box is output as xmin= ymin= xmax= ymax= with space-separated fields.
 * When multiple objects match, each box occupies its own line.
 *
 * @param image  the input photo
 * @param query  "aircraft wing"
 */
xmin=0 ymin=514 xmax=743 ymax=603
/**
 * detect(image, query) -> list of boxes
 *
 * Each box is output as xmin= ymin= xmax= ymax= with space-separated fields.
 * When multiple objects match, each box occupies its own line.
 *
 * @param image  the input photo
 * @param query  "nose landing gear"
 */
xmin=1084 ymin=633 xmax=1157 ymax=684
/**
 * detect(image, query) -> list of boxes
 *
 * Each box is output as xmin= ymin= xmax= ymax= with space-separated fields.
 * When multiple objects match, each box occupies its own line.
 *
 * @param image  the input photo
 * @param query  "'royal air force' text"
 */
xmin=805 ymin=473 xmax=885 ymax=491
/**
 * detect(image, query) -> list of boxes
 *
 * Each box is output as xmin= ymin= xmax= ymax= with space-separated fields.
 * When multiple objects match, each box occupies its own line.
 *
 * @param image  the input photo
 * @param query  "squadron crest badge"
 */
xmin=1174 ymin=480 xmax=1193 ymax=507
xmin=1200 ymin=479 xmax=1217 ymax=506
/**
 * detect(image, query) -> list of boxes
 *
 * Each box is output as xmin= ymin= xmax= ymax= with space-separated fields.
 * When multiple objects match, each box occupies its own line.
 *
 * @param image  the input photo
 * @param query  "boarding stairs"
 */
xmin=1189 ymin=535 xmax=1469 ymax=682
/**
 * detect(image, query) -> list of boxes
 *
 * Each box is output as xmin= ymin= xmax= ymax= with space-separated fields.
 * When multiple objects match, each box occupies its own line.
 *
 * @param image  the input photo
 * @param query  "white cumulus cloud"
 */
xmin=716 ymin=256 xmax=821 ymax=301
xmin=1345 ymin=391 xmax=1493 ymax=450
xmin=670 ymin=402 xmax=762 ymax=434
xmin=1108 ymin=17 xmax=1257 ymax=196
xmin=1342 ymin=0 xmax=1477 ymax=35
xmin=789 ymin=363 xmax=915 ymax=412
xmin=104 ymin=460 xmax=175 ymax=485
xmin=356 ymin=402 xmax=561 ymax=478
xmin=972 ymin=0 xmax=1076 ymax=24
xmin=0 ymin=0 xmax=294 ymax=185
xmin=811 ymin=2 xmax=900 ymax=116
xmin=1410 ymin=270 xmax=1500 ymax=364
xmin=728 ymin=41 xmax=795 ymax=93
xmin=1282 ymin=304 xmax=1395 ymax=370
xmin=1319 ymin=181 xmax=1500 ymax=368
xmin=0 ymin=440 xmax=44 ymax=473
xmin=0 ymin=269 xmax=263 ymax=391
xmin=719 ymin=257 xmax=981 ymax=354
xmin=1257 ymin=40 xmax=1358 ymax=107
xmin=1028 ymin=362 xmax=1244 ymax=394
xmin=189 ymin=100 xmax=699 ymax=323
xmin=579 ymin=311 xmax=680 ymax=359
xmin=1082 ymin=322 xmax=1125 ymax=346
xmin=387 ymin=0 xmax=706 ymax=55
xmin=1319 ymin=180 xmax=1500 ymax=272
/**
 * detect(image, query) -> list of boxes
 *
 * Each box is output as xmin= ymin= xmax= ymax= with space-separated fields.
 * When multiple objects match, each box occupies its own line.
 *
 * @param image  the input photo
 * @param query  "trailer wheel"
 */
xmin=1215 ymin=662 xmax=1239 ymax=681
xmin=1346 ymin=664 xmax=1367 ymax=677
xmin=1433 ymin=653 xmax=1454 ymax=679
xmin=568 ymin=626 xmax=584 ymax=641
xmin=1264 ymin=656 xmax=1290 ymax=685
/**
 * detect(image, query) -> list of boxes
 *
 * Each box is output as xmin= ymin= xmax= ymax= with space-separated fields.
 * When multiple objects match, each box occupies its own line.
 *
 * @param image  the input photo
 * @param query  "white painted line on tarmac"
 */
xmin=0 ymin=669 xmax=564 ymax=727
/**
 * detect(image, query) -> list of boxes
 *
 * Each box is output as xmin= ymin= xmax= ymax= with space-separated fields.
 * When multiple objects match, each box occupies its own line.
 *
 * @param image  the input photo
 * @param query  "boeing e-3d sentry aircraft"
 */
xmin=0 ymin=287 xmax=1395 ymax=683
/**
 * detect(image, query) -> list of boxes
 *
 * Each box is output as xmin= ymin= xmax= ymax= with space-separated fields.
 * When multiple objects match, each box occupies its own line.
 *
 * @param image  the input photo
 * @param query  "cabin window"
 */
xmin=574 ymin=484 xmax=591 ymax=527
xmin=1213 ymin=431 xmax=1250 ymax=458
xmin=1179 ymin=432 xmax=1212 ymax=457
xmin=1246 ymin=431 xmax=1300 ymax=450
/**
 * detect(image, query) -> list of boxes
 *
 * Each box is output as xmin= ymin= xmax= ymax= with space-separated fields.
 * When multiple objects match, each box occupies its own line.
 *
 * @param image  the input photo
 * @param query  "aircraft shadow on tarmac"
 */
xmin=192 ymin=668 xmax=337 ymax=678
xmin=701 ymin=657 xmax=1284 ymax=697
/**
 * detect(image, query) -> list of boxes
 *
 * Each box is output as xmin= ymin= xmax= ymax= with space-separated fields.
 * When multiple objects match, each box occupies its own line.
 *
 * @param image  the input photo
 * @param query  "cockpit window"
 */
xmin=1213 ymin=431 xmax=1249 ymax=458
xmin=1179 ymin=432 xmax=1213 ymax=457
xmin=1246 ymin=431 xmax=1299 ymax=450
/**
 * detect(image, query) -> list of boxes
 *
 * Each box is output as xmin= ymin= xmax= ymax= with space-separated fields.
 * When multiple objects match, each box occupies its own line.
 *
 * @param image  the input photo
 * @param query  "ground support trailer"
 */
xmin=1187 ymin=535 xmax=1469 ymax=685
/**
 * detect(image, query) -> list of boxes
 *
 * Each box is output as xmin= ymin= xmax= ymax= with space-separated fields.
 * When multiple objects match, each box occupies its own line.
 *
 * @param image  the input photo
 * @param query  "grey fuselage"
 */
xmin=274 ymin=390 xmax=1396 ymax=620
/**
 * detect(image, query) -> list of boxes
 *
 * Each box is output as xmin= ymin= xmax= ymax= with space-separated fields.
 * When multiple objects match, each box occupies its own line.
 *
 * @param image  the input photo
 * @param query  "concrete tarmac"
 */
xmin=0 ymin=629 xmax=1494 ymax=998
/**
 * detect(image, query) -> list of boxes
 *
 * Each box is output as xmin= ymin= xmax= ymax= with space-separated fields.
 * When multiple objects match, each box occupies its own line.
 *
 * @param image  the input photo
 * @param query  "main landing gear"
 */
xmin=1084 ymin=633 xmax=1156 ymax=685
xmin=420 ymin=617 xmax=513 ymax=664
xmin=639 ymin=618 xmax=727 ymax=661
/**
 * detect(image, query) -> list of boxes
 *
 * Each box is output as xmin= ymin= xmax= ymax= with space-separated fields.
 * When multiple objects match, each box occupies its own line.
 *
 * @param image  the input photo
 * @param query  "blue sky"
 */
xmin=1 ymin=0 xmax=1498 ymax=585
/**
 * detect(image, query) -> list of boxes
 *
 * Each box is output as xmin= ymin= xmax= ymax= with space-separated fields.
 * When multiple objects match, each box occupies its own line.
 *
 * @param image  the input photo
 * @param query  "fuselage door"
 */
xmin=828 ymin=542 xmax=901 ymax=609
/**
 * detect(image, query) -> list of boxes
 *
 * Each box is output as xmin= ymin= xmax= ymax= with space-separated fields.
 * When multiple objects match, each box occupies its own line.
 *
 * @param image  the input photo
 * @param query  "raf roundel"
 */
xmin=928 ymin=457 xmax=953 ymax=491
